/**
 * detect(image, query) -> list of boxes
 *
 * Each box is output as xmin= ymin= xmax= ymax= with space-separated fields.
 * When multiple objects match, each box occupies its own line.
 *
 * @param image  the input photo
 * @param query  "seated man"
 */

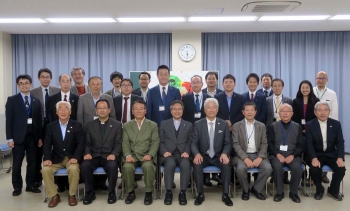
xmin=81 ymin=99 xmax=122 ymax=205
xmin=231 ymin=101 xmax=272 ymax=201
xmin=41 ymin=101 xmax=84 ymax=207
xmin=267 ymin=104 xmax=304 ymax=203
xmin=159 ymin=100 xmax=192 ymax=205
xmin=122 ymin=99 xmax=160 ymax=205
xmin=306 ymin=102 xmax=346 ymax=201
xmin=191 ymin=98 xmax=233 ymax=206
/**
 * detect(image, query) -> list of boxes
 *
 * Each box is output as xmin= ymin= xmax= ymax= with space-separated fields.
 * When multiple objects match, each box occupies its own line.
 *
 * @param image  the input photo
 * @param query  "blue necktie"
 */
xmin=195 ymin=94 xmax=200 ymax=112
xmin=45 ymin=89 xmax=50 ymax=119
xmin=162 ymin=87 xmax=166 ymax=103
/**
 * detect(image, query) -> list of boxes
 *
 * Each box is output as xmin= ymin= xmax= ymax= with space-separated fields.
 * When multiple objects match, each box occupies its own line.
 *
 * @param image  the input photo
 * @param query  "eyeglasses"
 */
xmin=18 ymin=82 xmax=31 ymax=86
xmin=133 ymin=108 xmax=145 ymax=111
xmin=316 ymin=77 xmax=327 ymax=80
xmin=121 ymin=84 xmax=132 ymax=87
xmin=171 ymin=108 xmax=183 ymax=111
xmin=191 ymin=82 xmax=202 ymax=85
xmin=279 ymin=110 xmax=292 ymax=113
xmin=96 ymin=107 xmax=109 ymax=110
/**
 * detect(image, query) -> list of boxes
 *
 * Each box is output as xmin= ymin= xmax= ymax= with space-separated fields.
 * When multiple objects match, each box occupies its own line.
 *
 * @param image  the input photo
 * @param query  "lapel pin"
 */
xmin=330 ymin=125 xmax=332 ymax=127
xmin=72 ymin=100 xmax=74 ymax=102
xmin=70 ymin=126 xmax=72 ymax=128
xmin=110 ymin=125 xmax=112 ymax=127
xmin=67 ymin=130 xmax=70 ymax=133
xmin=33 ymin=99 xmax=35 ymax=101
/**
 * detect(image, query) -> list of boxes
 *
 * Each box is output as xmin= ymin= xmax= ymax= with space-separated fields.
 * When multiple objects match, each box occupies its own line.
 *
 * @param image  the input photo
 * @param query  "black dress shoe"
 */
xmin=83 ymin=192 xmax=96 ymax=205
xmin=327 ymin=187 xmax=343 ymax=201
xmin=222 ymin=195 xmax=233 ymax=206
xmin=12 ymin=189 xmax=22 ymax=196
xmin=212 ymin=174 xmax=220 ymax=182
xmin=194 ymin=194 xmax=205 ymax=205
xmin=251 ymin=186 xmax=266 ymax=200
xmin=314 ymin=187 xmax=325 ymax=200
xmin=108 ymin=192 xmax=117 ymax=204
xmin=164 ymin=192 xmax=173 ymax=205
xmin=33 ymin=181 xmax=42 ymax=188
xmin=172 ymin=182 xmax=176 ymax=189
xmin=204 ymin=178 xmax=212 ymax=187
xmin=289 ymin=192 xmax=301 ymax=203
xmin=178 ymin=191 xmax=187 ymax=205
xmin=125 ymin=192 xmax=136 ymax=204
xmin=273 ymin=192 xmax=284 ymax=202
xmin=144 ymin=193 xmax=153 ymax=205
xmin=25 ymin=186 xmax=41 ymax=193
xmin=241 ymin=191 xmax=250 ymax=201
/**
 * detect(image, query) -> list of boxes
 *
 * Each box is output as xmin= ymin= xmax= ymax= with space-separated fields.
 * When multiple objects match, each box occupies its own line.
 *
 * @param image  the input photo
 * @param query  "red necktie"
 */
xmin=63 ymin=94 xmax=67 ymax=102
xmin=250 ymin=93 xmax=254 ymax=101
xmin=122 ymin=97 xmax=129 ymax=123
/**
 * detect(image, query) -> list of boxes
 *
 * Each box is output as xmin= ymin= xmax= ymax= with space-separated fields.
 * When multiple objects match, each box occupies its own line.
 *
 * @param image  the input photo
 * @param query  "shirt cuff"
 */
xmin=7 ymin=139 xmax=13 ymax=143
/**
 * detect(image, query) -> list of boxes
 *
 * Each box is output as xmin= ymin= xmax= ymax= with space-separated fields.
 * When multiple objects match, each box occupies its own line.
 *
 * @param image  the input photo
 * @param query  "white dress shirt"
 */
xmin=245 ymin=119 xmax=257 ymax=153
xmin=313 ymin=86 xmax=338 ymax=120
xmin=135 ymin=117 xmax=145 ymax=130
xmin=318 ymin=120 xmax=328 ymax=151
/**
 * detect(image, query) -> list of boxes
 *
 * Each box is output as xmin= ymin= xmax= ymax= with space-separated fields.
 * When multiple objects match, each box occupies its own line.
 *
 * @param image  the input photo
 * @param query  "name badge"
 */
xmin=159 ymin=105 xmax=165 ymax=111
xmin=274 ymin=113 xmax=280 ymax=118
xmin=93 ymin=116 xmax=98 ymax=120
xmin=301 ymin=119 xmax=306 ymax=125
xmin=194 ymin=112 xmax=201 ymax=118
xmin=280 ymin=145 xmax=288 ymax=151
xmin=27 ymin=118 xmax=33 ymax=124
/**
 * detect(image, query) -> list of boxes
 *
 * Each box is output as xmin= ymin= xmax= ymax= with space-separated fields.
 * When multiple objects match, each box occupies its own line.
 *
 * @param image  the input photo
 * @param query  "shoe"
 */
xmin=251 ymin=186 xmax=266 ymax=200
xmin=172 ymin=182 xmax=176 ymax=189
xmin=283 ymin=172 xmax=290 ymax=184
xmin=68 ymin=195 xmax=77 ymax=206
xmin=314 ymin=187 xmax=325 ymax=200
xmin=25 ymin=186 xmax=41 ymax=193
xmin=12 ymin=189 xmax=22 ymax=196
xmin=144 ymin=193 xmax=153 ymax=205
xmin=212 ymin=174 xmax=220 ymax=182
xmin=48 ymin=194 xmax=61 ymax=207
xmin=178 ymin=191 xmax=187 ymax=205
xmin=194 ymin=194 xmax=205 ymax=205
xmin=134 ymin=182 xmax=138 ymax=189
xmin=99 ymin=184 xmax=108 ymax=191
xmin=57 ymin=185 xmax=66 ymax=192
xmin=222 ymin=195 xmax=233 ymax=206
xmin=273 ymin=192 xmax=284 ymax=202
xmin=164 ymin=192 xmax=173 ymax=205
xmin=322 ymin=175 xmax=330 ymax=183
xmin=204 ymin=177 xmax=212 ymax=187
xmin=118 ymin=182 xmax=123 ymax=189
xmin=327 ymin=187 xmax=343 ymax=201
xmin=34 ymin=181 xmax=42 ymax=188
xmin=125 ymin=192 xmax=136 ymax=204
xmin=241 ymin=191 xmax=250 ymax=201
xmin=108 ymin=192 xmax=117 ymax=204
xmin=289 ymin=192 xmax=301 ymax=203
xmin=83 ymin=192 xmax=96 ymax=205
xmin=217 ymin=182 xmax=223 ymax=188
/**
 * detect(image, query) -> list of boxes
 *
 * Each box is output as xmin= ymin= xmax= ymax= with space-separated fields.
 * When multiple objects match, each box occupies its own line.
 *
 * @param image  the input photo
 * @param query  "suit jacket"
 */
xmin=266 ymin=95 xmax=293 ymax=127
xmin=242 ymin=91 xmax=267 ymax=124
xmin=202 ymin=88 xmax=223 ymax=96
xmin=132 ymin=88 xmax=149 ymax=101
xmin=43 ymin=120 xmax=84 ymax=163
xmin=113 ymin=94 xmax=143 ymax=122
xmin=30 ymin=85 xmax=60 ymax=120
xmin=84 ymin=118 xmax=122 ymax=159
xmin=305 ymin=118 xmax=345 ymax=160
xmin=5 ymin=93 xmax=42 ymax=143
xmin=49 ymin=92 xmax=79 ymax=122
xmin=77 ymin=93 xmax=116 ymax=127
xmin=231 ymin=119 xmax=268 ymax=165
xmin=182 ymin=92 xmax=211 ymax=124
xmin=122 ymin=118 xmax=160 ymax=162
xmin=292 ymin=98 xmax=319 ymax=129
xmin=105 ymin=88 xmax=121 ymax=98
xmin=70 ymin=83 xmax=90 ymax=96
xmin=215 ymin=92 xmax=245 ymax=125
xmin=191 ymin=118 xmax=232 ymax=157
xmin=146 ymin=85 xmax=181 ymax=126
xmin=257 ymin=88 xmax=273 ymax=97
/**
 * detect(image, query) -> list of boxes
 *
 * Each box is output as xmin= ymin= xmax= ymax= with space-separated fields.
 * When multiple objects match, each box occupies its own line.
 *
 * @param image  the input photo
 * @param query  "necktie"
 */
xmin=122 ymin=97 xmax=129 ymax=123
xmin=45 ymin=88 xmax=50 ymax=119
xmin=162 ymin=87 xmax=166 ymax=103
xmin=24 ymin=96 xmax=30 ymax=115
xmin=276 ymin=96 xmax=281 ymax=121
xmin=250 ymin=93 xmax=254 ymax=101
xmin=63 ymin=94 xmax=67 ymax=102
xmin=264 ymin=90 xmax=268 ymax=96
xmin=209 ymin=122 xmax=215 ymax=158
xmin=195 ymin=94 xmax=200 ymax=112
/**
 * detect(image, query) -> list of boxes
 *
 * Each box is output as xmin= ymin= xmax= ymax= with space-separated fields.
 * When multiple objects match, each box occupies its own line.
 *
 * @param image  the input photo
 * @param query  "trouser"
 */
xmin=162 ymin=152 xmax=190 ymax=191
xmin=123 ymin=160 xmax=155 ymax=193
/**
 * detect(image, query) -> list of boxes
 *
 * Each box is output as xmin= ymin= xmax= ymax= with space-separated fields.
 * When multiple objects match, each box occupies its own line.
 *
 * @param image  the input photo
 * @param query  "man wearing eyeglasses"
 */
xmin=132 ymin=72 xmax=151 ymax=102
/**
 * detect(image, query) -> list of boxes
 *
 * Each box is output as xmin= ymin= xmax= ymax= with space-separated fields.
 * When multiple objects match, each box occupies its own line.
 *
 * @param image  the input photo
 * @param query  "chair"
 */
xmin=0 ymin=144 xmax=12 ymax=174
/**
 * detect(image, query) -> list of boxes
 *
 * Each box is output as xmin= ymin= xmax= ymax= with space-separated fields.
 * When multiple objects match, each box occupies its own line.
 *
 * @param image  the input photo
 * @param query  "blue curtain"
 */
xmin=203 ymin=31 xmax=350 ymax=152
xmin=12 ymin=33 xmax=172 ymax=92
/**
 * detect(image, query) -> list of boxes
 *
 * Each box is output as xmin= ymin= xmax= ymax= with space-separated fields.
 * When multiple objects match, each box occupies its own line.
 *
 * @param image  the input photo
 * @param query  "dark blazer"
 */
xmin=215 ymin=91 xmax=245 ymax=125
xmin=113 ymin=94 xmax=143 ymax=122
xmin=202 ymin=88 xmax=223 ymax=96
xmin=191 ymin=118 xmax=232 ymax=157
xmin=182 ymin=92 xmax=211 ymax=124
xmin=242 ymin=91 xmax=267 ymax=124
xmin=84 ymin=118 xmax=123 ymax=159
xmin=146 ymin=85 xmax=181 ymax=126
xmin=266 ymin=95 xmax=293 ymax=127
xmin=305 ymin=118 xmax=345 ymax=160
xmin=257 ymin=88 xmax=273 ymax=97
xmin=49 ymin=92 xmax=79 ymax=122
xmin=43 ymin=120 xmax=84 ymax=163
xmin=132 ymin=88 xmax=149 ymax=101
xmin=292 ymin=98 xmax=319 ymax=129
xmin=5 ymin=93 xmax=42 ymax=144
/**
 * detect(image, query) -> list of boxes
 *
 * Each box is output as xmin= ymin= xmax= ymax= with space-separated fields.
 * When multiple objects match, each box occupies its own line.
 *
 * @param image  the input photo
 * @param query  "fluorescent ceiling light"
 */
xmin=329 ymin=15 xmax=350 ymax=20
xmin=259 ymin=15 xmax=330 ymax=21
xmin=46 ymin=18 xmax=116 ymax=23
xmin=188 ymin=16 xmax=258 ymax=22
xmin=0 ymin=18 xmax=47 ymax=23
xmin=117 ymin=17 xmax=186 ymax=22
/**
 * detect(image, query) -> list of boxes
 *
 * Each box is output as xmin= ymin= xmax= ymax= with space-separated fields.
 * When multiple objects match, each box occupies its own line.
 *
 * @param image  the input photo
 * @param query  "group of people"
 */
xmin=5 ymin=65 xmax=345 ymax=208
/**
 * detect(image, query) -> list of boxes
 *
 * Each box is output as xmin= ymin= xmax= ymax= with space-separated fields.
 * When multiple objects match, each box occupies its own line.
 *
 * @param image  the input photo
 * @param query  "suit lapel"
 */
xmin=92 ymin=120 xmax=103 ymax=144
xmin=253 ymin=122 xmax=259 ymax=149
xmin=239 ymin=121 xmax=248 ymax=149
xmin=315 ymin=120 xmax=323 ymax=142
xmin=103 ymin=120 xmax=113 ymax=143
xmin=88 ymin=95 xmax=96 ymax=115
xmin=201 ymin=119 xmax=210 ymax=144
xmin=214 ymin=119 xmax=221 ymax=145
xmin=63 ymin=121 xmax=74 ymax=145
xmin=54 ymin=121 xmax=65 ymax=143
xmin=326 ymin=120 xmax=332 ymax=148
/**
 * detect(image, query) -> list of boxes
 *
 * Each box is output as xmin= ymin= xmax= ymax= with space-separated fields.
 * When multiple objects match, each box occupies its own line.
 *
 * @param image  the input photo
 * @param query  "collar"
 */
xmin=263 ymin=87 xmax=272 ymax=92
xmin=318 ymin=119 xmax=328 ymax=125
xmin=61 ymin=91 xmax=70 ymax=95
xmin=173 ymin=118 xmax=181 ymax=123
xmin=41 ymin=85 xmax=49 ymax=92
xmin=249 ymin=90 xmax=257 ymax=96
xmin=160 ymin=84 xmax=169 ymax=89
xmin=90 ymin=92 xmax=102 ymax=98
xmin=99 ymin=118 xmax=109 ymax=124
xmin=59 ymin=119 xmax=69 ymax=126
xmin=114 ymin=88 xmax=121 ymax=92
xmin=20 ymin=92 xmax=30 ymax=98
xmin=273 ymin=94 xmax=282 ymax=98
xmin=245 ymin=118 xmax=255 ymax=125
xmin=122 ymin=94 xmax=131 ymax=98
xmin=206 ymin=118 xmax=216 ymax=125
xmin=315 ymin=86 xmax=327 ymax=92
xmin=193 ymin=91 xmax=203 ymax=96
xmin=135 ymin=117 xmax=146 ymax=124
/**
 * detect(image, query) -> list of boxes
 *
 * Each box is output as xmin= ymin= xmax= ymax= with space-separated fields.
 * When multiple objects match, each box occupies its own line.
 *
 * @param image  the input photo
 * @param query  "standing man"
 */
xmin=191 ymin=98 xmax=233 ymax=206
xmin=159 ymin=100 xmax=192 ymax=205
xmin=132 ymin=71 xmax=151 ymax=102
xmin=257 ymin=73 xmax=274 ymax=97
xmin=105 ymin=71 xmax=123 ymax=97
xmin=81 ymin=99 xmax=122 ymax=205
xmin=6 ymin=74 xmax=42 ymax=196
xmin=146 ymin=65 xmax=181 ymax=126
xmin=31 ymin=68 xmax=60 ymax=188
xmin=202 ymin=71 xmax=223 ymax=97
xmin=70 ymin=67 xmax=90 ymax=96
xmin=41 ymin=101 xmax=84 ymax=207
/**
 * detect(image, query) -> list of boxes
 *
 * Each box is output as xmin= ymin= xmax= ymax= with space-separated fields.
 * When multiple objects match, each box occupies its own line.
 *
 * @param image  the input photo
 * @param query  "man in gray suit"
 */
xmin=191 ymin=98 xmax=233 ymax=206
xmin=70 ymin=67 xmax=90 ymax=96
xmin=30 ymin=68 xmax=60 ymax=187
xmin=77 ymin=76 xmax=116 ymax=127
xmin=159 ymin=100 xmax=192 ymax=205
xmin=232 ymin=101 xmax=272 ymax=201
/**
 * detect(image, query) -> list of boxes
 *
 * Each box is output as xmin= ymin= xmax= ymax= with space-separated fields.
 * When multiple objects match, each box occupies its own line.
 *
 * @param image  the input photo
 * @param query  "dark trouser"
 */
xmin=81 ymin=157 xmax=118 ymax=193
xmin=309 ymin=155 xmax=346 ymax=194
xmin=12 ymin=134 xmax=36 ymax=189
xmin=194 ymin=154 xmax=231 ymax=194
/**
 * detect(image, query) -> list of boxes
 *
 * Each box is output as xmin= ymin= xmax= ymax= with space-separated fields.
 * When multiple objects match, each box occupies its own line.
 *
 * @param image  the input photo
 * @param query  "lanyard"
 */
xmin=316 ymin=88 xmax=327 ymax=100
xmin=279 ymin=121 xmax=292 ymax=145
xmin=246 ymin=123 xmax=255 ymax=144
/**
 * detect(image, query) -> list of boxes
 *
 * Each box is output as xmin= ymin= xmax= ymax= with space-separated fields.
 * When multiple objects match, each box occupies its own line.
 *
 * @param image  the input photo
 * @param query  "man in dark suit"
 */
xmin=41 ymin=101 xmax=84 ymax=207
xmin=306 ymin=102 xmax=345 ymax=201
xmin=202 ymin=71 xmax=223 ymax=97
xmin=81 ymin=99 xmax=122 ymax=205
xmin=6 ymin=74 xmax=42 ymax=196
xmin=146 ymin=65 xmax=181 ymax=126
xmin=191 ymin=98 xmax=233 ymax=206
xmin=132 ymin=71 xmax=151 ymax=102
xmin=70 ymin=67 xmax=90 ymax=96
xmin=105 ymin=71 xmax=123 ymax=97
xmin=159 ymin=100 xmax=192 ymax=205
xmin=113 ymin=78 xmax=143 ymax=123
xmin=257 ymin=73 xmax=274 ymax=97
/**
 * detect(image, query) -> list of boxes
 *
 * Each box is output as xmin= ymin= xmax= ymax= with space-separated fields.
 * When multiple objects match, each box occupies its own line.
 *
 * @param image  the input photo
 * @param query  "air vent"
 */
xmin=242 ymin=1 xmax=301 ymax=13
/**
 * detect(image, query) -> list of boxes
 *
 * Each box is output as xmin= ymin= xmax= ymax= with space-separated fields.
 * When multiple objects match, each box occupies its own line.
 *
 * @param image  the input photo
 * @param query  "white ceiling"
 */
xmin=0 ymin=0 xmax=349 ymax=34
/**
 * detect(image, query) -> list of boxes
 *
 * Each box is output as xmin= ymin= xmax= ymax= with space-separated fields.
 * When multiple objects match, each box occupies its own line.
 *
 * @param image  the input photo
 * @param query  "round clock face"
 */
xmin=178 ymin=44 xmax=196 ymax=62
